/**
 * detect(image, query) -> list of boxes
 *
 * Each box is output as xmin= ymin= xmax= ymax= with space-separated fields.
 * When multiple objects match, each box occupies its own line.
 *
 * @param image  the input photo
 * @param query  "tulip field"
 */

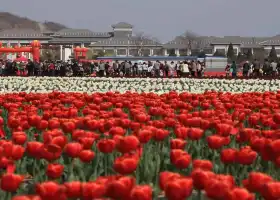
xmin=1 ymin=89 xmax=280 ymax=199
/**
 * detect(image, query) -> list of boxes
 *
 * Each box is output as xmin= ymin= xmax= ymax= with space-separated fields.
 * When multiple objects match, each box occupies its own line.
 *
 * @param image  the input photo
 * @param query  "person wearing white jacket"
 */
xmin=182 ymin=61 xmax=190 ymax=77
xmin=142 ymin=62 xmax=148 ymax=77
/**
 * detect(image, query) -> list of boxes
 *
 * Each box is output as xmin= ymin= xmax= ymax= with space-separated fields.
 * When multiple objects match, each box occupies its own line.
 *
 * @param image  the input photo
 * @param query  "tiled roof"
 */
xmin=259 ymin=36 xmax=280 ymax=45
xmin=90 ymin=36 xmax=161 ymax=47
xmin=163 ymin=36 xmax=214 ymax=49
xmin=210 ymin=36 xmax=271 ymax=46
xmin=54 ymin=29 xmax=112 ymax=37
xmin=112 ymin=22 xmax=133 ymax=29
xmin=0 ymin=28 xmax=51 ymax=38
xmin=48 ymin=37 xmax=102 ymax=44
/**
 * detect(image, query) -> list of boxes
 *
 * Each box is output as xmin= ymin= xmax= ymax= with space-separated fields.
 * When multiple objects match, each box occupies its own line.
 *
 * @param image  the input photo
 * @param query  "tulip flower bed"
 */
xmin=1 ymin=91 xmax=280 ymax=199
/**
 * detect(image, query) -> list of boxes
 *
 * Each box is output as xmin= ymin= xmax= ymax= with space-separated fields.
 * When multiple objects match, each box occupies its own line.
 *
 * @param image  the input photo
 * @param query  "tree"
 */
xmin=86 ymin=49 xmax=95 ymax=59
xmin=253 ymin=48 xmax=265 ymax=63
xmin=197 ymin=51 xmax=206 ymax=58
xmin=180 ymin=31 xmax=202 ymax=55
xmin=133 ymin=32 xmax=151 ymax=56
xmin=245 ymin=49 xmax=253 ymax=61
xmin=41 ymin=49 xmax=56 ymax=61
xmin=169 ymin=49 xmax=177 ymax=56
xmin=269 ymin=46 xmax=278 ymax=61
xmin=213 ymin=50 xmax=225 ymax=57
xmin=237 ymin=52 xmax=245 ymax=63
xmin=227 ymin=43 xmax=235 ymax=61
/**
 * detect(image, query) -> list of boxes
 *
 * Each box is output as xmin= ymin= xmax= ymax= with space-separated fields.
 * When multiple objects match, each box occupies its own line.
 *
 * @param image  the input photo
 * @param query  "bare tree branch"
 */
xmin=180 ymin=31 xmax=203 ymax=53
xmin=133 ymin=32 xmax=151 ymax=56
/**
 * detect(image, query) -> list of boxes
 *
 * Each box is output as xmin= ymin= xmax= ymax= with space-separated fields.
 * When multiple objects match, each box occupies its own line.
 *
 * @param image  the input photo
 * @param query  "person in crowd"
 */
xmin=154 ymin=60 xmax=160 ymax=77
xmin=113 ymin=60 xmax=119 ymax=76
xmin=124 ymin=60 xmax=130 ymax=77
xmin=132 ymin=62 xmax=138 ymax=76
xmin=191 ymin=60 xmax=197 ymax=77
xmin=176 ymin=61 xmax=181 ymax=77
xmin=142 ymin=62 xmax=148 ymax=77
xmin=263 ymin=59 xmax=271 ymax=76
xmin=26 ymin=59 xmax=34 ymax=76
xmin=252 ymin=59 xmax=260 ymax=77
xmin=105 ymin=61 xmax=110 ymax=77
xmin=271 ymin=60 xmax=277 ymax=76
xmin=182 ymin=61 xmax=189 ymax=77
xmin=197 ymin=61 xmax=202 ymax=77
xmin=147 ymin=62 xmax=153 ymax=77
xmin=169 ymin=61 xmax=175 ymax=77
xmin=99 ymin=60 xmax=105 ymax=77
xmin=225 ymin=64 xmax=230 ymax=77
xmin=230 ymin=61 xmax=237 ymax=78
xmin=49 ymin=62 xmax=55 ymax=76
xmin=138 ymin=61 xmax=143 ymax=77
xmin=0 ymin=61 xmax=4 ymax=76
xmin=242 ymin=61 xmax=250 ymax=77
xmin=164 ymin=61 xmax=170 ymax=77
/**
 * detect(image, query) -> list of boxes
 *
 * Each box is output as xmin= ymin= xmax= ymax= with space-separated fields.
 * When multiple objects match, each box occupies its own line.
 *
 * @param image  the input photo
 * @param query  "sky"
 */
xmin=1 ymin=0 xmax=280 ymax=42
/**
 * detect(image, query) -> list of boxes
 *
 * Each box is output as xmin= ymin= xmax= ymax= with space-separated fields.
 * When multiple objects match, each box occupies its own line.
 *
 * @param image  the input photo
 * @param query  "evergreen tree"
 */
xmin=198 ymin=51 xmax=206 ymax=58
xmin=237 ymin=52 xmax=245 ymax=63
xmin=213 ymin=50 xmax=225 ymax=57
xmin=169 ymin=49 xmax=177 ymax=56
xmin=269 ymin=46 xmax=278 ymax=61
xmin=227 ymin=43 xmax=235 ymax=60
xmin=246 ymin=49 xmax=253 ymax=61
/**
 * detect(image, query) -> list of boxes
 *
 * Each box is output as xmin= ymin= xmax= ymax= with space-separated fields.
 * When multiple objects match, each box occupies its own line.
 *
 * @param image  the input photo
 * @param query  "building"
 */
xmin=0 ymin=22 xmax=279 ymax=61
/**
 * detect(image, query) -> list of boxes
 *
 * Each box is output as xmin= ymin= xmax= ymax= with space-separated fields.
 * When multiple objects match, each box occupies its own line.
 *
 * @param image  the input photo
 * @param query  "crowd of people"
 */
xmin=0 ymin=59 xmax=206 ymax=77
xmin=226 ymin=59 xmax=280 ymax=77
xmin=2 ymin=57 xmax=280 ymax=78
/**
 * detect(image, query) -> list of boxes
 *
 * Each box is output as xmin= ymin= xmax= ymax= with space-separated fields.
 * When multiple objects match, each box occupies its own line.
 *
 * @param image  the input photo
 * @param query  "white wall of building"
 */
xmin=264 ymin=46 xmax=280 ymax=56
xmin=213 ymin=44 xmax=240 ymax=55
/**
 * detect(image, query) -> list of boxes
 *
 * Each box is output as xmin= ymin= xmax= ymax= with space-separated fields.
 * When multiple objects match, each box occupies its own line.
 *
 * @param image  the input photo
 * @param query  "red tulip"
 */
xmin=113 ymin=155 xmax=139 ymax=174
xmin=225 ymin=187 xmax=255 ymax=200
xmin=61 ymin=121 xmax=76 ymax=133
xmin=174 ymin=126 xmax=188 ymax=139
xmin=246 ymin=172 xmax=273 ymax=192
xmin=26 ymin=141 xmax=44 ymax=159
xmin=221 ymin=148 xmax=237 ymax=164
xmin=36 ymin=181 xmax=66 ymax=200
xmin=205 ymin=176 xmax=235 ymax=200
xmin=130 ymin=185 xmax=153 ymax=200
xmin=78 ymin=150 xmax=95 ymax=163
xmin=170 ymin=138 xmax=187 ymax=150
xmin=137 ymin=129 xmax=153 ymax=144
xmin=108 ymin=126 xmax=125 ymax=136
xmin=236 ymin=147 xmax=257 ymax=165
xmin=192 ymin=159 xmax=213 ymax=171
xmin=106 ymin=176 xmax=135 ymax=199
xmin=188 ymin=128 xmax=204 ymax=140
xmin=207 ymin=135 xmax=228 ymax=149
xmin=97 ymin=139 xmax=116 ymax=153
xmin=64 ymin=142 xmax=83 ymax=158
xmin=260 ymin=181 xmax=280 ymax=200
xmin=116 ymin=135 xmax=140 ymax=154
xmin=78 ymin=137 xmax=95 ymax=149
xmin=153 ymin=129 xmax=169 ymax=141
xmin=12 ymin=131 xmax=27 ymax=145
xmin=0 ymin=173 xmax=24 ymax=192
xmin=191 ymin=169 xmax=215 ymax=190
xmin=64 ymin=181 xmax=82 ymax=198
xmin=164 ymin=177 xmax=193 ymax=200
xmin=159 ymin=171 xmax=181 ymax=190
xmin=170 ymin=149 xmax=192 ymax=169
xmin=46 ymin=163 xmax=64 ymax=179
xmin=81 ymin=182 xmax=106 ymax=199
xmin=11 ymin=144 xmax=25 ymax=160
xmin=11 ymin=195 xmax=42 ymax=200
